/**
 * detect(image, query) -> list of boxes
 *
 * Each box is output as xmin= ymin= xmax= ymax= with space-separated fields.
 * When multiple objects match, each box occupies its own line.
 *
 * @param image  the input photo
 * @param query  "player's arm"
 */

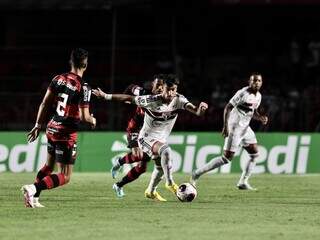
xmin=93 ymin=87 xmax=159 ymax=108
xmin=185 ymin=102 xmax=208 ymax=116
xmin=92 ymin=87 xmax=135 ymax=103
xmin=222 ymin=103 xmax=234 ymax=138
xmin=253 ymin=108 xmax=268 ymax=125
xmin=27 ymin=89 xmax=55 ymax=143
xmin=79 ymin=107 xmax=96 ymax=129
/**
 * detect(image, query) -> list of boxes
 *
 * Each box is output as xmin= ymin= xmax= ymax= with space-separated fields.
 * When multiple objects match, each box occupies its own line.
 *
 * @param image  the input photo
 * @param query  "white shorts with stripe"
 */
xmin=223 ymin=126 xmax=257 ymax=152
xmin=138 ymin=135 xmax=165 ymax=157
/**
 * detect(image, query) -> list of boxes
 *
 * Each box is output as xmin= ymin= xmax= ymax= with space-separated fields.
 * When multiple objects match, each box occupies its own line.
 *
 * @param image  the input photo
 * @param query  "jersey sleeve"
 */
xmin=229 ymin=89 xmax=245 ymax=107
xmin=133 ymin=94 xmax=161 ymax=108
xmin=47 ymin=75 xmax=61 ymax=95
xmin=79 ymin=83 xmax=91 ymax=108
xmin=176 ymin=94 xmax=190 ymax=110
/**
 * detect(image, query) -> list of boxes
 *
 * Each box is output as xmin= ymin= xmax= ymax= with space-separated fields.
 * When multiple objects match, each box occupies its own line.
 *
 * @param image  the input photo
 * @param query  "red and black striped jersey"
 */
xmin=124 ymin=84 xmax=148 ymax=134
xmin=46 ymin=72 xmax=91 ymax=137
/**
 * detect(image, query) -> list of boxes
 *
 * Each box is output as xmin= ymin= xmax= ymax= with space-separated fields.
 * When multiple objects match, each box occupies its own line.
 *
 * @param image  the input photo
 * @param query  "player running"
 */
xmin=93 ymin=74 xmax=208 ymax=196
xmin=21 ymin=48 xmax=96 ymax=208
xmin=191 ymin=73 xmax=268 ymax=190
xmin=111 ymin=75 xmax=166 ymax=201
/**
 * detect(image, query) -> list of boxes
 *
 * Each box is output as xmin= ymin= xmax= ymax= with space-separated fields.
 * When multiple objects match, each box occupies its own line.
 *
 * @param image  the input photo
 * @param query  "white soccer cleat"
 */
xmin=33 ymin=197 xmax=45 ymax=208
xmin=21 ymin=184 xmax=37 ymax=208
xmin=112 ymin=183 xmax=125 ymax=198
xmin=237 ymin=182 xmax=257 ymax=191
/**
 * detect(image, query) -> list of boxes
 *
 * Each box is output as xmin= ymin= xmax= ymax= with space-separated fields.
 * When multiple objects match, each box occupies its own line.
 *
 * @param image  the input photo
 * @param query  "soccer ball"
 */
xmin=176 ymin=183 xmax=197 ymax=202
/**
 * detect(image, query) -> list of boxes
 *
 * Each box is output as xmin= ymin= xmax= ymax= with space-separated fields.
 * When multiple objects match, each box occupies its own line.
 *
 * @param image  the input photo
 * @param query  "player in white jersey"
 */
xmin=92 ymin=74 xmax=208 ymax=196
xmin=191 ymin=73 xmax=268 ymax=190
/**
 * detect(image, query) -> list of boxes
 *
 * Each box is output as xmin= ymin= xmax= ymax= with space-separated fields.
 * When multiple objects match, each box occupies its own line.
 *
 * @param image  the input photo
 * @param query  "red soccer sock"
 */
xmin=35 ymin=164 xmax=53 ymax=183
xmin=34 ymin=164 xmax=53 ymax=197
xmin=116 ymin=162 xmax=147 ymax=188
xmin=119 ymin=152 xmax=142 ymax=165
xmin=34 ymin=173 xmax=66 ymax=192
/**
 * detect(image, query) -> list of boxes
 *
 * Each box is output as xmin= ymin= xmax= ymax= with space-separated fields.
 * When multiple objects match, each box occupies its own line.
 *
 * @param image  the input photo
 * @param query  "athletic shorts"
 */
xmin=47 ymin=139 xmax=77 ymax=165
xmin=223 ymin=126 xmax=257 ymax=152
xmin=138 ymin=136 xmax=163 ymax=157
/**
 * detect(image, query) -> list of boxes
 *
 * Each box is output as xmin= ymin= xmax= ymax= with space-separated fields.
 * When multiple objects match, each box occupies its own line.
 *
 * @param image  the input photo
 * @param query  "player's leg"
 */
xmin=152 ymin=142 xmax=178 ymax=194
xmin=237 ymin=127 xmax=258 ymax=190
xmin=21 ymin=139 xmax=56 ymax=208
xmin=111 ymin=147 xmax=143 ymax=179
xmin=112 ymin=153 xmax=149 ymax=198
xmin=145 ymin=158 xmax=166 ymax=201
xmin=33 ymin=143 xmax=74 ymax=195
xmin=33 ymin=140 xmax=56 ymax=201
xmin=190 ymin=133 xmax=240 ymax=186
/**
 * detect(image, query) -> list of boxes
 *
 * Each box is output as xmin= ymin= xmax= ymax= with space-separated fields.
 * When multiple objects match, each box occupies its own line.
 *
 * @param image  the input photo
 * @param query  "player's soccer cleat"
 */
xmin=33 ymin=197 xmax=45 ymax=208
xmin=112 ymin=183 xmax=125 ymax=198
xmin=111 ymin=157 xmax=121 ymax=179
xmin=21 ymin=184 xmax=37 ymax=208
xmin=190 ymin=170 xmax=199 ymax=187
xmin=144 ymin=190 xmax=167 ymax=202
xmin=165 ymin=182 xmax=179 ymax=194
xmin=237 ymin=183 xmax=257 ymax=191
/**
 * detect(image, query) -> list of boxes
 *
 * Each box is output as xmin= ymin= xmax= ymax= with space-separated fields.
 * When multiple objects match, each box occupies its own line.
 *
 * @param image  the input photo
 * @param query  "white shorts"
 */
xmin=223 ymin=126 xmax=257 ymax=152
xmin=138 ymin=135 xmax=165 ymax=157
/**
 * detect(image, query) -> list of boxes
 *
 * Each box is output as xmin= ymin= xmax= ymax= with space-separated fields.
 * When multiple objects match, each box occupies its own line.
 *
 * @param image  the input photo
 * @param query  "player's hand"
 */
xmin=132 ymin=147 xmax=144 ymax=160
xmin=90 ymin=114 xmax=96 ymax=129
xmin=27 ymin=125 xmax=41 ymax=143
xmin=260 ymin=115 xmax=268 ymax=125
xmin=222 ymin=125 xmax=229 ymax=138
xmin=92 ymin=88 xmax=106 ymax=99
xmin=198 ymin=102 xmax=208 ymax=116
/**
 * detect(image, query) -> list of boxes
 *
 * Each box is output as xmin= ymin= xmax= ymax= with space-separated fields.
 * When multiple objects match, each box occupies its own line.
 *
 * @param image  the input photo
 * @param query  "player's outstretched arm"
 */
xmin=27 ymin=89 xmax=55 ymax=143
xmin=185 ymin=102 xmax=208 ymax=116
xmin=92 ymin=87 xmax=135 ymax=103
xmin=253 ymin=109 xmax=268 ymax=125
xmin=222 ymin=103 xmax=234 ymax=138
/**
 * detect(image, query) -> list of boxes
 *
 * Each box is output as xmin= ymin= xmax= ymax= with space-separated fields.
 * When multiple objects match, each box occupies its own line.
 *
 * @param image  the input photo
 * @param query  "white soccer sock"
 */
xmin=146 ymin=165 xmax=163 ymax=193
xmin=238 ymin=153 xmax=258 ymax=184
xmin=195 ymin=155 xmax=229 ymax=177
xmin=159 ymin=145 xmax=174 ymax=185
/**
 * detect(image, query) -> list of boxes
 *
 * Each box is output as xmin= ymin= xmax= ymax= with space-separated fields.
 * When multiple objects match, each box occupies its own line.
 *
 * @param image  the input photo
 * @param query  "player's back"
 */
xmin=47 ymin=72 xmax=90 ymax=135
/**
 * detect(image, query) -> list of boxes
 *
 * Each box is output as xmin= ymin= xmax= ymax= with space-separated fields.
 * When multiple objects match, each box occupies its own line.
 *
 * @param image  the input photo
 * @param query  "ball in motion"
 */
xmin=176 ymin=183 xmax=197 ymax=202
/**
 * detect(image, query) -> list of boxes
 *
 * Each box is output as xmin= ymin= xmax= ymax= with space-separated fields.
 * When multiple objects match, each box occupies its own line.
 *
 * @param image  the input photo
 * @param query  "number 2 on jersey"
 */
xmin=56 ymin=93 xmax=68 ymax=116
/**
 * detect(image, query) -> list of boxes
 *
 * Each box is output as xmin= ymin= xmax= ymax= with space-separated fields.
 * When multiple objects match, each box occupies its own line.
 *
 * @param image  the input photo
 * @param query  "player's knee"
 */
xmin=221 ymin=155 xmax=231 ymax=164
xmin=249 ymin=152 xmax=259 ymax=161
xmin=158 ymin=144 xmax=171 ymax=160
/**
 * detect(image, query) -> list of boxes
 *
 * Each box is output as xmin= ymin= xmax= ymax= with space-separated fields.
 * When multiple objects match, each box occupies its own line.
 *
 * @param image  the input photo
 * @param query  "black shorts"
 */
xmin=127 ymin=133 xmax=139 ymax=148
xmin=47 ymin=139 xmax=77 ymax=165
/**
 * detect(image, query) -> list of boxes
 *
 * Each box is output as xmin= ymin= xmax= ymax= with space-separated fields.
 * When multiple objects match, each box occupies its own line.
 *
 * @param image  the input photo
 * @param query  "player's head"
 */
xmin=249 ymin=72 xmax=263 ymax=92
xmin=151 ymin=74 xmax=165 ymax=94
xmin=162 ymin=74 xmax=179 ymax=101
xmin=70 ymin=48 xmax=88 ymax=70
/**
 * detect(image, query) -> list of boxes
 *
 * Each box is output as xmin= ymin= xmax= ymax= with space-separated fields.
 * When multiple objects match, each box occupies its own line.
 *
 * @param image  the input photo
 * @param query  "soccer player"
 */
xmin=111 ymin=75 xmax=166 ymax=201
xmin=93 ymin=74 xmax=208 ymax=196
xmin=21 ymin=48 xmax=96 ymax=208
xmin=191 ymin=73 xmax=268 ymax=190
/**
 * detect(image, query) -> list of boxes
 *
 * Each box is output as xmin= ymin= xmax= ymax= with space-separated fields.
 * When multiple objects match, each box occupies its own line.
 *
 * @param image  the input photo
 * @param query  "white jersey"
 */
xmin=228 ymin=86 xmax=261 ymax=128
xmin=134 ymin=94 xmax=190 ymax=141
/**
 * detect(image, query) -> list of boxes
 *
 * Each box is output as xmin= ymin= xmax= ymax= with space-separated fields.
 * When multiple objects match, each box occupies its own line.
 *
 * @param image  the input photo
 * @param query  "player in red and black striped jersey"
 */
xmin=21 ymin=48 xmax=96 ymax=208
xmin=110 ymin=75 xmax=165 ymax=200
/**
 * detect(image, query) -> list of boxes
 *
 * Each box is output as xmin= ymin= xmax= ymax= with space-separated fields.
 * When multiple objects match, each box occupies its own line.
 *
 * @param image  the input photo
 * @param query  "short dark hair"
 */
xmin=70 ymin=48 xmax=88 ymax=69
xmin=153 ymin=74 xmax=167 ymax=81
xmin=164 ymin=74 xmax=179 ymax=87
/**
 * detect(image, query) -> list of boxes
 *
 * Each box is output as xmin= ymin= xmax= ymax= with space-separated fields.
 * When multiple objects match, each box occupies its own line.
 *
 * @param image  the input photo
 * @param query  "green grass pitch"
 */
xmin=1 ymin=173 xmax=320 ymax=240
